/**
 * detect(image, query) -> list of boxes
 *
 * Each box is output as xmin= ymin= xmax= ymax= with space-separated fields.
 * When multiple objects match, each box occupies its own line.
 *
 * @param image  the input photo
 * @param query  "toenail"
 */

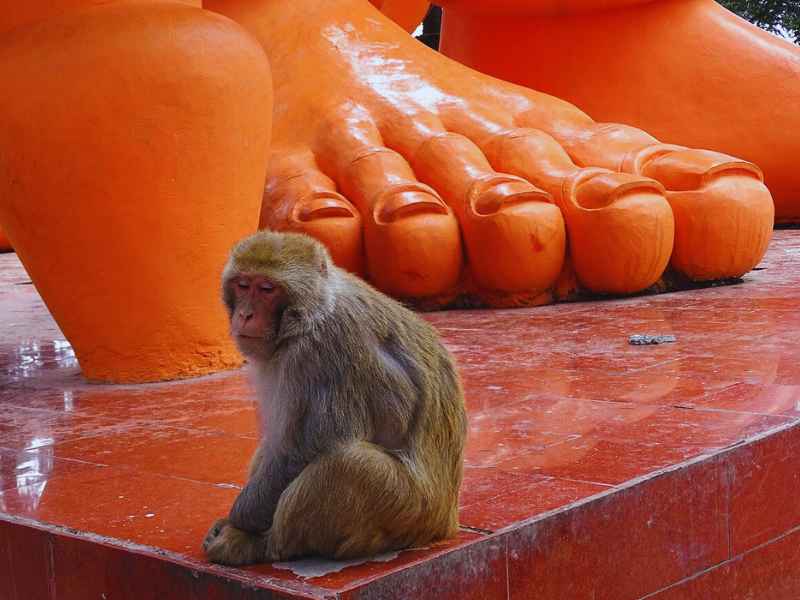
xmin=351 ymin=146 xmax=402 ymax=165
xmin=621 ymin=143 xmax=685 ymax=175
xmin=374 ymin=185 xmax=449 ymax=223
xmin=295 ymin=193 xmax=357 ymax=221
xmin=569 ymin=169 xmax=664 ymax=210
xmin=468 ymin=176 xmax=551 ymax=216
xmin=638 ymin=148 xmax=763 ymax=192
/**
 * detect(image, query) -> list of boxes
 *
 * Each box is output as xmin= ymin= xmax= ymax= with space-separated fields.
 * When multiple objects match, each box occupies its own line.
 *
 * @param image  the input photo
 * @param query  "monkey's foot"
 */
xmin=203 ymin=518 xmax=267 ymax=566
xmin=206 ymin=0 xmax=773 ymax=307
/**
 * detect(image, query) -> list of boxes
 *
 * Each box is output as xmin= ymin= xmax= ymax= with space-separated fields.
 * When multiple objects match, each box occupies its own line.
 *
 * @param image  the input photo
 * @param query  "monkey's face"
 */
xmin=226 ymin=273 xmax=287 ymax=359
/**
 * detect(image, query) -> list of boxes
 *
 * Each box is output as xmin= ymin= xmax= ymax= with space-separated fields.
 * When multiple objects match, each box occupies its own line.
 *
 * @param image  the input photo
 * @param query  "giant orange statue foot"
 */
xmin=439 ymin=0 xmax=800 ymax=223
xmin=206 ymin=0 xmax=773 ymax=307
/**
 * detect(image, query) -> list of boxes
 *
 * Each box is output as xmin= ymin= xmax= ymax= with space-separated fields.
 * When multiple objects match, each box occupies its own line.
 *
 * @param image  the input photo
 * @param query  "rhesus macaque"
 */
xmin=203 ymin=231 xmax=467 ymax=565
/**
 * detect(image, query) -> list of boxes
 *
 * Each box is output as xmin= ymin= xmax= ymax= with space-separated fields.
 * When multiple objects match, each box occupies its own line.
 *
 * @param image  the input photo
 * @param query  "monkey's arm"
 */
xmin=228 ymin=452 xmax=306 ymax=533
xmin=247 ymin=443 xmax=266 ymax=479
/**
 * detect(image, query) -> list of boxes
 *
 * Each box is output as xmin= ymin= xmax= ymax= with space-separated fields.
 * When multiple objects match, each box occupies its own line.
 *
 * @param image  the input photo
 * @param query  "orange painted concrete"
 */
xmin=439 ymin=0 xmax=800 ymax=222
xmin=0 ymin=226 xmax=10 ymax=253
xmin=0 ymin=0 xmax=273 ymax=383
xmin=0 ymin=0 xmax=780 ymax=384
xmin=439 ymin=0 xmax=654 ymax=15
xmin=0 ymin=0 xmax=202 ymax=34
xmin=370 ymin=0 xmax=430 ymax=32
xmin=2 ymin=233 xmax=800 ymax=596
xmin=209 ymin=0 xmax=771 ymax=308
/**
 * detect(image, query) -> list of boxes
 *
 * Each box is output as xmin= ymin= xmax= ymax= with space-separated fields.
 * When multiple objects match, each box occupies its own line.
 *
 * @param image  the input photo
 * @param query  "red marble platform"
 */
xmin=2 ymin=233 xmax=800 ymax=599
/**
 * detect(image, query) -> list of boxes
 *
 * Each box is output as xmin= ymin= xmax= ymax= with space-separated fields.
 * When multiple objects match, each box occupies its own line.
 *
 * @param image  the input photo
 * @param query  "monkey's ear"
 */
xmin=318 ymin=254 xmax=329 ymax=278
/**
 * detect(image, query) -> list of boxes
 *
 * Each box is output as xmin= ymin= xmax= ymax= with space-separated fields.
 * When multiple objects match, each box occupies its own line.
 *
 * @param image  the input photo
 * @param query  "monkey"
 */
xmin=202 ymin=231 xmax=467 ymax=566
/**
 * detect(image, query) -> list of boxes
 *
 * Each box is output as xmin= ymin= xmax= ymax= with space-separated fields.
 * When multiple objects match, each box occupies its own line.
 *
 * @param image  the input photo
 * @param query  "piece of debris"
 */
xmin=628 ymin=334 xmax=677 ymax=346
xmin=273 ymin=551 xmax=399 ymax=579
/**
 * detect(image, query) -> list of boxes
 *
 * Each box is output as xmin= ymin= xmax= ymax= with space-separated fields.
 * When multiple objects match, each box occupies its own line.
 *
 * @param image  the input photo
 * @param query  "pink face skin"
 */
xmin=229 ymin=274 xmax=283 ymax=340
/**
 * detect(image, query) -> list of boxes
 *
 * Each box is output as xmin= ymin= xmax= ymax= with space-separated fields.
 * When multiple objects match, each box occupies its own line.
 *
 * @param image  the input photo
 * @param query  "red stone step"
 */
xmin=1 ymin=232 xmax=799 ymax=599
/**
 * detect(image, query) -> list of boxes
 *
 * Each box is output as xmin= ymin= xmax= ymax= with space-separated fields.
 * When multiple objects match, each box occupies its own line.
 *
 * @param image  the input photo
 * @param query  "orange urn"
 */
xmin=0 ymin=225 xmax=11 ymax=252
xmin=0 ymin=1 xmax=273 ymax=382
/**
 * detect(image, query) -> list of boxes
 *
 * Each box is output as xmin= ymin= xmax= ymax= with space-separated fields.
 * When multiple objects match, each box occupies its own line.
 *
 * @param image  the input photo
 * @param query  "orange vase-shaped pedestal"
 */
xmin=0 ymin=225 xmax=11 ymax=253
xmin=369 ymin=0 xmax=430 ymax=32
xmin=0 ymin=1 xmax=273 ymax=382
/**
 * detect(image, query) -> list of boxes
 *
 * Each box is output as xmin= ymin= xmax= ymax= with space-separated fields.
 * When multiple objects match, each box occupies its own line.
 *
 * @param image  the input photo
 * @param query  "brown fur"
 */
xmin=203 ymin=231 xmax=467 ymax=565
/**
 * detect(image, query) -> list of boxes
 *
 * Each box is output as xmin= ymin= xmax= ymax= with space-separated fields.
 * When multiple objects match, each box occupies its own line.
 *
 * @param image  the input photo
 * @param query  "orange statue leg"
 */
xmin=206 ymin=0 xmax=772 ymax=305
xmin=368 ymin=0 xmax=430 ymax=33
xmin=0 ymin=1 xmax=273 ymax=382
xmin=439 ymin=0 xmax=800 ymax=222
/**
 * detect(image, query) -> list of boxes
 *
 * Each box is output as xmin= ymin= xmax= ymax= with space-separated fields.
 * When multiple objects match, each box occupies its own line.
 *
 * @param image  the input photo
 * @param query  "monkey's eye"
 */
xmin=237 ymin=279 xmax=250 ymax=289
xmin=259 ymin=282 xmax=275 ymax=293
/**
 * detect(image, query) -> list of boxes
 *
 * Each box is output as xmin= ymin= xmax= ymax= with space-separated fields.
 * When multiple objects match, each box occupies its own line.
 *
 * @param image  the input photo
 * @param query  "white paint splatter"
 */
xmin=273 ymin=551 xmax=399 ymax=579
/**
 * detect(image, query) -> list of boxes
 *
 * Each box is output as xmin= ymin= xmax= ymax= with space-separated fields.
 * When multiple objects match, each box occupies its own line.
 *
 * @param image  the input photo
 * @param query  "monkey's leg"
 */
xmin=246 ymin=443 xmax=268 ymax=480
xmin=204 ymin=451 xmax=305 ymax=565
xmin=267 ymin=442 xmax=455 ymax=561
xmin=228 ymin=453 xmax=306 ymax=533
xmin=203 ymin=517 xmax=269 ymax=566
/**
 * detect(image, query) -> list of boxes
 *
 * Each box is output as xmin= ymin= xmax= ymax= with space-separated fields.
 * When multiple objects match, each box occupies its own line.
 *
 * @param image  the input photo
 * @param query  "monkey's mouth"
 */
xmin=234 ymin=334 xmax=269 ymax=358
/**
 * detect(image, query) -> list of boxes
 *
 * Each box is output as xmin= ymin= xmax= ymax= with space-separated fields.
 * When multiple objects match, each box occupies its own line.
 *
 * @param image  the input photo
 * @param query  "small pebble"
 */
xmin=628 ymin=334 xmax=677 ymax=346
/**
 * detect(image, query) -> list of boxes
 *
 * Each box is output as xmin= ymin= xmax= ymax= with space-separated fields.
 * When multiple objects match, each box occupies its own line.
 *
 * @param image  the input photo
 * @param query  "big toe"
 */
xmin=631 ymin=145 xmax=774 ymax=280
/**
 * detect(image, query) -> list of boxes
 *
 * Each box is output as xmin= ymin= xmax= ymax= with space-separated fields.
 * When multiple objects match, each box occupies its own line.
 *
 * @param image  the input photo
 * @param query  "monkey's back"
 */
xmin=281 ymin=268 xmax=465 ymax=462
xmin=331 ymin=269 xmax=467 ymax=525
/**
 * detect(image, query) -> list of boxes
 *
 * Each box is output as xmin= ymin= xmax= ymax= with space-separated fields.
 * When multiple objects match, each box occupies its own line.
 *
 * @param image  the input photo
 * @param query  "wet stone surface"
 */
xmin=1 ymin=232 xmax=800 ymax=598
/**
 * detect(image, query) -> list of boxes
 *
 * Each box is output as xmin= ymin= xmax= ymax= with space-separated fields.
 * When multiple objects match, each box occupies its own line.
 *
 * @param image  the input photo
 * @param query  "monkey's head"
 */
xmin=222 ymin=231 xmax=334 ymax=360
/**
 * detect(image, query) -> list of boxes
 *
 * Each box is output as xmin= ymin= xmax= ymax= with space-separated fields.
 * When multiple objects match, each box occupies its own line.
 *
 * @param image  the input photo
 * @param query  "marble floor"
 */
xmin=1 ymin=232 xmax=799 ymax=599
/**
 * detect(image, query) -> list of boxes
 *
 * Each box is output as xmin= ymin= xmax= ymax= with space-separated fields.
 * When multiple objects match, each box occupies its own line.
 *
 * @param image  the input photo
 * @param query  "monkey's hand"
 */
xmin=202 ymin=518 xmax=268 ymax=566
